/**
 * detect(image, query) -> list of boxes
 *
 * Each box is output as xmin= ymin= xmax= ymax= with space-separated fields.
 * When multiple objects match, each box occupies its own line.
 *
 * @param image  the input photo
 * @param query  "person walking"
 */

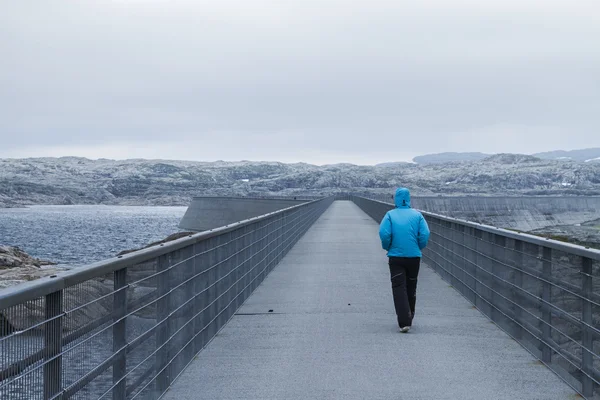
xmin=379 ymin=188 xmax=430 ymax=333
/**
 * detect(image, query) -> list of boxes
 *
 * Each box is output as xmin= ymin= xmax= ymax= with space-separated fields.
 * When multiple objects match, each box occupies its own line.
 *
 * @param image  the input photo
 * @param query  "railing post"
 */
xmin=259 ymin=219 xmax=268 ymax=280
xmin=472 ymin=228 xmax=479 ymax=309
xmin=217 ymin=232 xmax=231 ymax=330
xmin=428 ymin=216 xmax=440 ymax=278
xmin=233 ymin=227 xmax=244 ymax=310
xmin=448 ymin=221 xmax=455 ymax=283
xmin=464 ymin=226 xmax=477 ymax=304
xmin=202 ymin=237 xmax=218 ymax=348
xmin=492 ymin=234 xmax=507 ymax=325
xmin=474 ymin=229 xmax=488 ymax=316
xmin=541 ymin=246 xmax=552 ymax=363
xmin=452 ymin=222 xmax=468 ymax=296
xmin=481 ymin=231 xmax=494 ymax=320
xmin=44 ymin=290 xmax=63 ymax=400
xmin=264 ymin=217 xmax=273 ymax=277
xmin=512 ymin=240 xmax=524 ymax=340
xmin=439 ymin=218 xmax=446 ymax=279
xmin=242 ymin=225 xmax=252 ymax=305
xmin=155 ymin=254 xmax=171 ymax=394
xmin=581 ymin=256 xmax=594 ymax=398
xmin=276 ymin=215 xmax=283 ymax=264
xmin=224 ymin=230 xmax=236 ymax=321
xmin=444 ymin=221 xmax=451 ymax=283
xmin=193 ymin=240 xmax=208 ymax=354
xmin=112 ymin=268 xmax=128 ymax=400
xmin=281 ymin=211 xmax=287 ymax=261
xmin=180 ymin=245 xmax=195 ymax=373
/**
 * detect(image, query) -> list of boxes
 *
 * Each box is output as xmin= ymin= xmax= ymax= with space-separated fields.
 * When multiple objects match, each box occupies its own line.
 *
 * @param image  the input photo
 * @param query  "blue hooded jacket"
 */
xmin=379 ymin=188 xmax=430 ymax=257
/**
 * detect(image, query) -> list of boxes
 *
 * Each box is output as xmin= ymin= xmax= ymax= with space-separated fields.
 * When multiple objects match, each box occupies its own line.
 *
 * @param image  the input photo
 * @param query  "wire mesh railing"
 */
xmin=0 ymin=197 xmax=334 ymax=400
xmin=351 ymin=195 xmax=600 ymax=399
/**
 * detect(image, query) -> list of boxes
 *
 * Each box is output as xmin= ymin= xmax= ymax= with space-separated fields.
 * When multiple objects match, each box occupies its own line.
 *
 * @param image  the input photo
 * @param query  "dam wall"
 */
xmin=180 ymin=195 xmax=600 ymax=234
xmin=410 ymin=196 xmax=600 ymax=231
xmin=179 ymin=196 xmax=308 ymax=232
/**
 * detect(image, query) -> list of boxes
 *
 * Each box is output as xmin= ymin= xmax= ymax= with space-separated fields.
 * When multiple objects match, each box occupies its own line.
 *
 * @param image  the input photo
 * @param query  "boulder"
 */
xmin=0 ymin=245 xmax=56 ymax=269
xmin=0 ymin=246 xmax=59 ymax=289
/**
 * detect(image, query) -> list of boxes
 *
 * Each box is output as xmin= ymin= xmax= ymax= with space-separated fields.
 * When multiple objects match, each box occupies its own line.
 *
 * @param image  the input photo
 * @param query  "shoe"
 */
xmin=399 ymin=326 xmax=411 ymax=333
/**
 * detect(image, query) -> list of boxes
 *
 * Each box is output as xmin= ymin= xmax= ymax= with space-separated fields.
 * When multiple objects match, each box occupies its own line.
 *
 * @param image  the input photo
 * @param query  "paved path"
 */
xmin=163 ymin=201 xmax=576 ymax=400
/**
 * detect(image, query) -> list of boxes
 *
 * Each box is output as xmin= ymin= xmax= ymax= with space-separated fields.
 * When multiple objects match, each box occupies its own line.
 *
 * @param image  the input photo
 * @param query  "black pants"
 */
xmin=388 ymin=257 xmax=421 ymax=328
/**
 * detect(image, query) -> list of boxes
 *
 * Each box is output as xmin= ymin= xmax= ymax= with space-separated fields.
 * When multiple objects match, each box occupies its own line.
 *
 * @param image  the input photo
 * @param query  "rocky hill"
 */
xmin=532 ymin=148 xmax=600 ymax=162
xmin=1 ymin=155 xmax=600 ymax=207
xmin=412 ymin=148 xmax=600 ymax=164
xmin=412 ymin=152 xmax=491 ymax=164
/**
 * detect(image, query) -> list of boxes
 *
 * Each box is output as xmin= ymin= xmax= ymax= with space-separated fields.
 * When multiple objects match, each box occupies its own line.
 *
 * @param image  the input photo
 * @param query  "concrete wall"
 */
xmin=410 ymin=196 xmax=600 ymax=231
xmin=179 ymin=197 xmax=308 ymax=232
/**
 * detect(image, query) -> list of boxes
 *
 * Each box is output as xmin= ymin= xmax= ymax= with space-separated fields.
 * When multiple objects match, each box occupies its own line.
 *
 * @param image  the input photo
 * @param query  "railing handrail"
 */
xmin=409 ymin=195 xmax=600 ymax=199
xmin=355 ymin=196 xmax=600 ymax=261
xmin=0 ymin=197 xmax=330 ymax=310
xmin=189 ymin=195 xmax=320 ymax=199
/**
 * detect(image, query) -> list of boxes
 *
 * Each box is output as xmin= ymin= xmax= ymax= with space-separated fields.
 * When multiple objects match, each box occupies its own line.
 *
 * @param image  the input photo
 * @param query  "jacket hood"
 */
xmin=395 ymin=188 xmax=411 ymax=208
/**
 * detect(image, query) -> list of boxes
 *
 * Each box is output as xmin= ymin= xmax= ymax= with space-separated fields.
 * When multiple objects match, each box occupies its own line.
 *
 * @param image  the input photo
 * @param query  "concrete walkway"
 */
xmin=163 ymin=201 xmax=576 ymax=400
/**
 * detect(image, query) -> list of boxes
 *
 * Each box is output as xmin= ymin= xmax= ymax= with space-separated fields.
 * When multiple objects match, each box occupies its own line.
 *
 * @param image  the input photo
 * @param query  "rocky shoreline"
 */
xmin=0 ymin=245 xmax=63 ymax=289
xmin=0 ymin=230 xmax=195 ymax=291
xmin=529 ymin=219 xmax=600 ymax=250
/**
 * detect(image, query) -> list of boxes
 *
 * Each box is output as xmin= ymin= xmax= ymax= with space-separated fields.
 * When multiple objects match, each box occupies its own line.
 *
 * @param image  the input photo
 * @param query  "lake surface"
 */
xmin=0 ymin=205 xmax=189 ymax=398
xmin=0 ymin=205 xmax=188 ymax=267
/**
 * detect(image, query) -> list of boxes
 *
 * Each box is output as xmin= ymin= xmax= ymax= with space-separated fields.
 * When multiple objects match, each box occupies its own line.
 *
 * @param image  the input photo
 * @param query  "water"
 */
xmin=0 ymin=205 xmax=188 ymax=267
xmin=0 ymin=205 xmax=189 ymax=398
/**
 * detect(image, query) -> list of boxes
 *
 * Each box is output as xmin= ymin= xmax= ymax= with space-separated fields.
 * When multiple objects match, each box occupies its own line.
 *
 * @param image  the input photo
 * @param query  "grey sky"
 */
xmin=1 ymin=0 xmax=599 ymax=165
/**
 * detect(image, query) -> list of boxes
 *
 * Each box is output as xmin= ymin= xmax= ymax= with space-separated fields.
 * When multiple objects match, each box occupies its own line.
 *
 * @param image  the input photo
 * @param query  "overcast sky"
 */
xmin=1 ymin=0 xmax=599 ymax=165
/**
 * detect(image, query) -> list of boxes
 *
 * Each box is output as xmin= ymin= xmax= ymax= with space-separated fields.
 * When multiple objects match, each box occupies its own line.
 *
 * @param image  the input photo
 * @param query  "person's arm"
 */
xmin=379 ymin=212 xmax=392 ymax=251
xmin=417 ymin=214 xmax=430 ymax=249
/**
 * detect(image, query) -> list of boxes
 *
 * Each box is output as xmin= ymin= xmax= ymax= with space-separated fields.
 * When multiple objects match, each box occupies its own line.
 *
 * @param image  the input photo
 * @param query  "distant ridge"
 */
xmin=411 ymin=148 xmax=600 ymax=164
xmin=374 ymin=161 xmax=411 ymax=168
xmin=2 ymin=153 xmax=598 ymax=208
xmin=532 ymin=148 xmax=600 ymax=162
xmin=412 ymin=152 xmax=490 ymax=164
xmin=482 ymin=154 xmax=541 ymax=164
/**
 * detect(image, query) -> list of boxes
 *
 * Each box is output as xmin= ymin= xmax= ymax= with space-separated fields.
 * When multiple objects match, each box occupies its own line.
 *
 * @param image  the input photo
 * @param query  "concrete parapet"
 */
xmin=178 ymin=196 xmax=309 ymax=231
xmin=410 ymin=196 xmax=600 ymax=231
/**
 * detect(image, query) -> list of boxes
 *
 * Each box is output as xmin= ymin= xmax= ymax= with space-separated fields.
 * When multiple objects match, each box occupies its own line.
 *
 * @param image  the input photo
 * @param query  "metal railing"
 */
xmin=0 ymin=197 xmax=334 ymax=399
xmin=351 ymin=195 xmax=600 ymax=399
